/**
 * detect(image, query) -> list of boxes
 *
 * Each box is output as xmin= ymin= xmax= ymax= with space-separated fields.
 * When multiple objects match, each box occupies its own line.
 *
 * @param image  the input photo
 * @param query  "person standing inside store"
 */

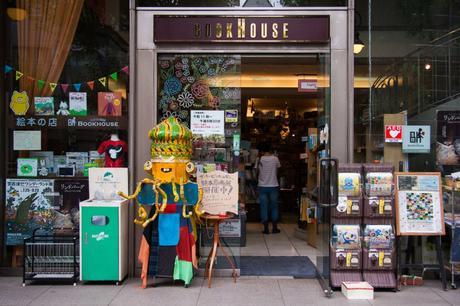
xmin=256 ymin=142 xmax=281 ymax=234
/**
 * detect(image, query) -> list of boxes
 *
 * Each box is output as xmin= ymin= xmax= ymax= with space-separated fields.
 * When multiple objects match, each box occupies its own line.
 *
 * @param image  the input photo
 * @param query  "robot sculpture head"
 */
xmin=144 ymin=116 xmax=195 ymax=183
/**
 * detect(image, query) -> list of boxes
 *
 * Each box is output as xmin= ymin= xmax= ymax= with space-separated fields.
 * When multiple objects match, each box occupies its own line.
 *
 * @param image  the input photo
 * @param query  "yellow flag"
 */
xmin=15 ymin=71 xmax=23 ymax=80
xmin=49 ymin=83 xmax=57 ymax=92
xmin=98 ymin=77 xmax=107 ymax=87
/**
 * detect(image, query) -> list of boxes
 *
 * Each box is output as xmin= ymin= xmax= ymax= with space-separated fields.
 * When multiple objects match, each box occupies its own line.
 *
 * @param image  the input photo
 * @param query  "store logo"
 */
xmin=409 ymin=128 xmax=425 ymax=144
xmin=92 ymin=232 xmax=109 ymax=241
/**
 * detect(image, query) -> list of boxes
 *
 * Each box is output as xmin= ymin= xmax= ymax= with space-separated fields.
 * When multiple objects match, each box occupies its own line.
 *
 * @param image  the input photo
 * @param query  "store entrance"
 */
xmin=238 ymin=55 xmax=324 ymax=276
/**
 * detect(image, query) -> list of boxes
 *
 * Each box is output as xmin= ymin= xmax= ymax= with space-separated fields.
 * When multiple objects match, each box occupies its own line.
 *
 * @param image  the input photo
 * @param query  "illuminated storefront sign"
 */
xmin=154 ymin=16 xmax=329 ymax=43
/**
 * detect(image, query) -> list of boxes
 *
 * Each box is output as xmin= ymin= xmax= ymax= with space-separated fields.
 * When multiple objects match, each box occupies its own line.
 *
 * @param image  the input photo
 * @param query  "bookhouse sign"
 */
xmin=154 ymin=16 xmax=330 ymax=43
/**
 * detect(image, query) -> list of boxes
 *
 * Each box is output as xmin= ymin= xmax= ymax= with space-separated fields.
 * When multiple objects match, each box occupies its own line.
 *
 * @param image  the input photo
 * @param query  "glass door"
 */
xmin=315 ymin=52 xmax=333 ymax=295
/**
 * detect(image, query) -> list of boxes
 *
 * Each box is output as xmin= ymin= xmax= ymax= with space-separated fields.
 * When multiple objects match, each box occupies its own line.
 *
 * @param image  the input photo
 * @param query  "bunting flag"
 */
xmin=15 ymin=71 xmax=23 ymax=80
xmin=37 ymin=80 xmax=45 ymax=90
xmin=49 ymin=83 xmax=58 ymax=92
xmin=61 ymin=84 xmax=69 ymax=93
xmin=4 ymin=65 xmax=13 ymax=73
xmin=4 ymin=64 xmax=128 ymax=92
xmin=98 ymin=77 xmax=107 ymax=87
xmin=73 ymin=83 xmax=81 ymax=91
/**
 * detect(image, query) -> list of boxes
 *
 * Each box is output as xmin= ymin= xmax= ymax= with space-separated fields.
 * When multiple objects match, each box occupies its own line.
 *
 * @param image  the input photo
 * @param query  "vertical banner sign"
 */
xmin=436 ymin=111 xmax=460 ymax=166
xmin=402 ymin=125 xmax=431 ymax=153
xmin=385 ymin=125 xmax=403 ymax=143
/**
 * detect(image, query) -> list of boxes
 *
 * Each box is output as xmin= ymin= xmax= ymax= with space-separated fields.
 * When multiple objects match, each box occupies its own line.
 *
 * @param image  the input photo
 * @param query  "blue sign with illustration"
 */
xmin=403 ymin=125 xmax=431 ymax=153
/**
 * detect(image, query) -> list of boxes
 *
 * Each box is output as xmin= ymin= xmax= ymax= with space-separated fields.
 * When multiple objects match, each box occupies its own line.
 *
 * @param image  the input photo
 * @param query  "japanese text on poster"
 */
xmin=198 ymin=171 xmax=238 ymax=215
xmin=191 ymin=110 xmax=225 ymax=136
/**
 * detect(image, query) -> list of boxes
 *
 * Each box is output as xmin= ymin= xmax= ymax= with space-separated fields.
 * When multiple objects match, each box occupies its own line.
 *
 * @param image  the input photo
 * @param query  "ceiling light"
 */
xmin=354 ymin=32 xmax=365 ymax=54
xmin=424 ymin=63 xmax=431 ymax=70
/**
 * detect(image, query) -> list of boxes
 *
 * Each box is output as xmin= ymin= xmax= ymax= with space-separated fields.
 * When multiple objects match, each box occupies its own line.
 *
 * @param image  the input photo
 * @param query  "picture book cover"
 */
xmin=98 ymin=92 xmax=122 ymax=116
xmin=34 ymin=97 xmax=54 ymax=115
xmin=69 ymin=92 xmax=87 ymax=116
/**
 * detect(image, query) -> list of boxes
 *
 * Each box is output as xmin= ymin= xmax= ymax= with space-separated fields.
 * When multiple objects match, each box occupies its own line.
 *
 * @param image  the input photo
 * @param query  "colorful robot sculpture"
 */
xmin=118 ymin=117 xmax=204 ymax=288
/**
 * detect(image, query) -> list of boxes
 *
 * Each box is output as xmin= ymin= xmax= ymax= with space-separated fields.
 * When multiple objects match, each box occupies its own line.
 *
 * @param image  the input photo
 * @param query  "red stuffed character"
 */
xmin=97 ymin=134 xmax=128 ymax=167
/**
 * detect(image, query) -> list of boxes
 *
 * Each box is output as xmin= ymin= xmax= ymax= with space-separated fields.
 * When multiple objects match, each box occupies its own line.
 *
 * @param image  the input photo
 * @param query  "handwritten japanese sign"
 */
xmin=198 ymin=171 xmax=238 ymax=215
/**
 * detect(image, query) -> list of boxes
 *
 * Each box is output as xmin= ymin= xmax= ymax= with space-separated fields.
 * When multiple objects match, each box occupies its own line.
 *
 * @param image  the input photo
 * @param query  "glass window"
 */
xmin=1 ymin=0 xmax=129 ymax=268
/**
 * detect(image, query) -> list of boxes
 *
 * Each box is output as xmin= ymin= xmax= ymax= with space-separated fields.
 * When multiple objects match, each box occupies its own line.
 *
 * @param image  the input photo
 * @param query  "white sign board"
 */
xmin=13 ymin=130 xmax=41 ymax=150
xmin=219 ymin=219 xmax=241 ymax=237
xmin=198 ymin=171 xmax=238 ymax=215
xmin=402 ymin=125 xmax=431 ymax=153
xmin=190 ymin=110 xmax=225 ymax=136
xmin=88 ymin=167 xmax=128 ymax=200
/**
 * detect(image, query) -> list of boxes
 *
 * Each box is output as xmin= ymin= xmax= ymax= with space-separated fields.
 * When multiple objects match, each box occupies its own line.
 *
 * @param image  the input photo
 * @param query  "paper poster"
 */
xmin=69 ymin=92 xmax=87 ymax=116
xmin=17 ymin=158 xmax=38 ymax=177
xmin=88 ymin=167 xmax=128 ymax=200
xmin=34 ymin=97 xmax=54 ymax=115
xmin=55 ymin=179 xmax=89 ymax=213
xmin=403 ymin=125 xmax=431 ymax=153
xmin=395 ymin=172 xmax=444 ymax=235
xmin=219 ymin=218 xmax=241 ymax=237
xmin=13 ymin=130 xmax=41 ymax=150
xmin=198 ymin=171 xmax=238 ymax=215
xmin=98 ymin=92 xmax=122 ymax=116
xmin=436 ymin=111 xmax=460 ymax=166
xmin=191 ymin=110 xmax=225 ymax=136
xmin=5 ymin=179 xmax=55 ymax=245
xmin=338 ymin=172 xmax=361 ymax=197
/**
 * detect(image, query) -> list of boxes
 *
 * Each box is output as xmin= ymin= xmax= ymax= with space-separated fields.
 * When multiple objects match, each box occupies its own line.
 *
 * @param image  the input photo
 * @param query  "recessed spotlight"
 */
xmin=425 ymin=63 xmax=431 ymax=70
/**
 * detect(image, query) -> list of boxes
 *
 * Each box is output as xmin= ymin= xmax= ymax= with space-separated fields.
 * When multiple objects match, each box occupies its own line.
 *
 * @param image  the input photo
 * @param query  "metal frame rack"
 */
xmin=23 ymin=229 xmax=79 ymax=286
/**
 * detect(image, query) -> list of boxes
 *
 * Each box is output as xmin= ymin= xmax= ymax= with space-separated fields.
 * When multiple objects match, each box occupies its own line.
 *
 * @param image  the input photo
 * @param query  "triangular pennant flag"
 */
xmin=49 ymin=83 xmax=57 ymax=92
xmin=37 ymin=80 xmax=45 ymax=90
xmin=87 ymin=81 xmax=94 ymax=90
xmin=61 ymin=84 xmax=69 ymax=93
xmin=15 ymin=71 xmax=23 ymax=80
xmin=73 ymin=83 xmax=81 ymax=91
xmin=121 ymin=66 xmax=129 ymax=75
xmin=110 ymin=72 xmax=118 ymax=81
xmin=4 ymin=65 xmax=13 ymax=73
xmin=98 ymin=77 xmax=107 ymax=87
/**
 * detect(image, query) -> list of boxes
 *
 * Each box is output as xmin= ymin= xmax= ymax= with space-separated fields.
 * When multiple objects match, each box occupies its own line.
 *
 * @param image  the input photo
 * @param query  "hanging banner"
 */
xmin=49 ymin=83 xmax=58 ymax=92
xmin=4 ymin=64 xmax=13 ymax=73
xmin=436 ymin=111 xmax=460 ymax=166
xmin=87 ymin=81 xmax=95 ymax=90
xmin=110 ymin=72 xmax=118 ymax=81
xmin=73 ymin=83 xmax=81 ymax=91
xmin=61 ymin=83 xmax=69 ymax=93
xmin=121 ymin=66 xmax=129 ymax=74
xmin=37 ymin=80 xmax=45 ymax=90
xmin=98 ymin=77 xmax=107 ymax=87
xmin=15 ymin=71 xmax=23 ymax=80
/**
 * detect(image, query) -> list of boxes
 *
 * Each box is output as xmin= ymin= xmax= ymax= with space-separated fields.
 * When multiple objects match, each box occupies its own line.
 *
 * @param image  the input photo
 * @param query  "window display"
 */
xmin=2 ymin=0 xmax=129 ymax=268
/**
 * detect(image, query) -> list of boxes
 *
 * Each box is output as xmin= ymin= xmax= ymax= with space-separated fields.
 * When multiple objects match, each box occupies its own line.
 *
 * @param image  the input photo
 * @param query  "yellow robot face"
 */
xmin=151 ymin=161 xmax=187 ymax=183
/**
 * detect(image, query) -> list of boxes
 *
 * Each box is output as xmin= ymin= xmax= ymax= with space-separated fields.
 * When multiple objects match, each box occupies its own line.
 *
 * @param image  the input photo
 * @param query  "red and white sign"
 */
xmin=385 ymin=125 xmax=403 ymax=143
xmin=298 ymin=79 xmax=317 ymax=92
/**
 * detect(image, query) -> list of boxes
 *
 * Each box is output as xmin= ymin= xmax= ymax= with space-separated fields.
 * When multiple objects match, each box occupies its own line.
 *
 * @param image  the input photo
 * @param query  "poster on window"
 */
xmin=436 ymin=111 xmax=460 ymax=166
xmin=191 ymin=110 xmax=225 ymax=143
xmin=5 ymin=179 xmax=55 ymax=245
xmin=395 ymin=172 xmax=445 ymax=236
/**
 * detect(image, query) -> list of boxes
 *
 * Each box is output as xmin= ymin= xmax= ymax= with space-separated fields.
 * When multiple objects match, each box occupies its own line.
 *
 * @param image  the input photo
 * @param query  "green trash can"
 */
xmin=80 ymin=200 xmax=128 ymax=284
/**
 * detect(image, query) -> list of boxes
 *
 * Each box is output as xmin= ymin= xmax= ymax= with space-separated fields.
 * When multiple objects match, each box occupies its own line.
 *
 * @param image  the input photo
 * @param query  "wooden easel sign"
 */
xmin=394 ymin=172 xmax=445 ymax=236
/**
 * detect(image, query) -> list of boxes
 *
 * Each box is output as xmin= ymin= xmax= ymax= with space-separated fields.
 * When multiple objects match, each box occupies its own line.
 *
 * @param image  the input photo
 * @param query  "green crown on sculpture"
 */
xmin=148 ymin=116 xmax=193 ymax=160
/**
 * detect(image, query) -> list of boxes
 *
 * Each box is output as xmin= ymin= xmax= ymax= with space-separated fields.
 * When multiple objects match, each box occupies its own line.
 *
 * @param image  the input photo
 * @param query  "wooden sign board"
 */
xmin=198 ymin=171 xmax=238 ymax=215
xmin=395 ymin=172 xmax=445 ymax=236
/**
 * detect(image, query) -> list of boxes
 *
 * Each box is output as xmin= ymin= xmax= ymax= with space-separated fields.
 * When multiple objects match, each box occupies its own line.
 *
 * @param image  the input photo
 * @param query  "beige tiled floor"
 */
xmin=239 ymin=222 xmax=320 ymax=264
